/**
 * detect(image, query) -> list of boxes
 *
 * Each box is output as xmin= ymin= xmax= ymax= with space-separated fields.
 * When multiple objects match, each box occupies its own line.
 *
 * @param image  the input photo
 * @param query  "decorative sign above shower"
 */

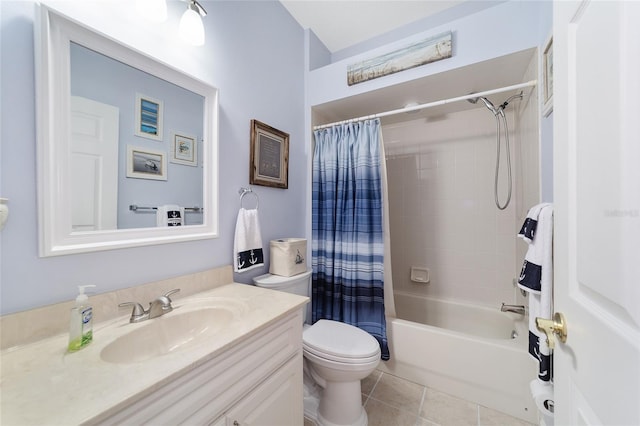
xmin=347 ymin=31 xmax=452 ymax=86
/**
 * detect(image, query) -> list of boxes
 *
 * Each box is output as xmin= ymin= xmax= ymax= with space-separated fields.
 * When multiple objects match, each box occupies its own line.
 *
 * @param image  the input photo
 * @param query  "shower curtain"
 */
xmin=312 ymin=118 xmax=389 ymax=360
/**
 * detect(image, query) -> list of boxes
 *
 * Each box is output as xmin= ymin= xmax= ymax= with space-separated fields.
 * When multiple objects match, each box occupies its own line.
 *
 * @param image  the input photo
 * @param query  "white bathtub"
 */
xmin=378 ymin=291 xmax=538 ymax=423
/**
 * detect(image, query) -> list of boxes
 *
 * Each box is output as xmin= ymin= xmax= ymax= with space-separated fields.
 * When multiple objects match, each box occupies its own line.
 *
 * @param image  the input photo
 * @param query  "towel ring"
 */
xmin=239 ymin=187 xmax=259 ymax=209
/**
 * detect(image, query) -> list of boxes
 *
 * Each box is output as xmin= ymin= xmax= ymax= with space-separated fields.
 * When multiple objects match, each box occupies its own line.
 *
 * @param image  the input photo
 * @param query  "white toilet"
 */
xmin=253 ymin=270 xmax=380 ymax=426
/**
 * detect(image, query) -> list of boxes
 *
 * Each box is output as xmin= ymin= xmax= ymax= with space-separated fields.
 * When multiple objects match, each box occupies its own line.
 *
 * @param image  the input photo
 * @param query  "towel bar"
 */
xmin=129 ymin=205 xmax=202 ymax=212
xmin=239 ymin=187 xmax=259 ymax=209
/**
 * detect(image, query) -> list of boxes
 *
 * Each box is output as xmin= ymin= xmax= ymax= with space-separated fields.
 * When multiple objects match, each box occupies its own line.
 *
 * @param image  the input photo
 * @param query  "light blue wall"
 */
xmin=307 ymin=1 xmax=549 ymax=107
xmin=0 ymin=1 xmax=306 ymax=314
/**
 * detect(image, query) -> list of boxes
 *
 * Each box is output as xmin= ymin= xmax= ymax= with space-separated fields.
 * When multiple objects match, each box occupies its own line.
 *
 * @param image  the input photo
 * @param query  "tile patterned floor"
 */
xmin=305 ymin=370 xmax=536 ymax=426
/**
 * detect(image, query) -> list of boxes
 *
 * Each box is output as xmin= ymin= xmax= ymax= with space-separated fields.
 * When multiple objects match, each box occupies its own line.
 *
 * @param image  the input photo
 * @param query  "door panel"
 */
xmin=554 ymin=1 xmax=640 ymax=424
xmin=70 ymin=96 xmax=119 ymax=231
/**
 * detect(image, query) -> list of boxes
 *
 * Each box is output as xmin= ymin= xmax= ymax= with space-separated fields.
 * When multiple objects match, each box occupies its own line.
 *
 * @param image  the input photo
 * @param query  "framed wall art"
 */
xmin=126 ymin=146 xmax=167 ymax=180
xmin=250 ymin=119 xmax=289 ymax=189
xmin=135 ymin=93 xmax=163 ymax=141
xmin=170 ymin=133 xmax=198 ymax=166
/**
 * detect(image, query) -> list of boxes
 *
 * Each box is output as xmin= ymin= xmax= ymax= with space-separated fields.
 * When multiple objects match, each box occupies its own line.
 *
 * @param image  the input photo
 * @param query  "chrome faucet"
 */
xmin=501 ymin=303 xmax=526 ymax=315
xmin=119 ymin=289 xmax=180 ymax=323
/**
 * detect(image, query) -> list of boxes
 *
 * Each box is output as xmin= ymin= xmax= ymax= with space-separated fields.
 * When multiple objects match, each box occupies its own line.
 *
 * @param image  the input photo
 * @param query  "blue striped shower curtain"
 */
xmin=312 ymin=119 xmax=389 ymax=360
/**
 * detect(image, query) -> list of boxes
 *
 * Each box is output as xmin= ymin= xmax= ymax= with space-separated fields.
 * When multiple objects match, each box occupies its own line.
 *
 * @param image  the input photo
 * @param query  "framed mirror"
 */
xmin=35 ymin=4 xmax=218 ymax=256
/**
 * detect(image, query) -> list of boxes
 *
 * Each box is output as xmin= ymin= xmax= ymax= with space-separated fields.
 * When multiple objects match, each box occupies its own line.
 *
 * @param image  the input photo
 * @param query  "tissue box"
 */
xmin=269 ymin=238 xmax=307 ymax=277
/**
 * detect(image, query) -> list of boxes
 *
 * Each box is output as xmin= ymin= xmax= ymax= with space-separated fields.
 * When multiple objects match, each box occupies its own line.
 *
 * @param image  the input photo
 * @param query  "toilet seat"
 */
xmin=303 ymin=320 xmax=380 ymax=364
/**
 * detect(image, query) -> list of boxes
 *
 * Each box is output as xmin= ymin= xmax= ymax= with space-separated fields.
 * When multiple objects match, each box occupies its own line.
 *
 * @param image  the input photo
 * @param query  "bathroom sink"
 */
xmin=101 ymin=298 xmax=247 ymax=364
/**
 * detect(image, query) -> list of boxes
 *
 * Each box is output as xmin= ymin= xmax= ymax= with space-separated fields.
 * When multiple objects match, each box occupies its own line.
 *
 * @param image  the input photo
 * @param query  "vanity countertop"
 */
xmin=0 ymin=283 xmax=308 ymax=425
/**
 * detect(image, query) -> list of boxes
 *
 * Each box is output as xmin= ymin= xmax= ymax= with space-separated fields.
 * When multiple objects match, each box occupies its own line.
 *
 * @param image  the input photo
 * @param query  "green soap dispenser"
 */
xmin=68 ymin=285 xmax=96 ymax=352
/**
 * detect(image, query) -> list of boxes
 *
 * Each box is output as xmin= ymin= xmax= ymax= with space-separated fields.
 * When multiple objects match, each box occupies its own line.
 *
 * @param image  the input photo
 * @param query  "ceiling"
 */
xmin=279 ymin=0 xmax=465 ymax=53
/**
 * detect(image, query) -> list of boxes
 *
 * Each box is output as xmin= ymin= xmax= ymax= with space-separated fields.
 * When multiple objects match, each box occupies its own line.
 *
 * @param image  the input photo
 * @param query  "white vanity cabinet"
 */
xmin=93 ymin=310 xmax=304 ymax=426
xmin=212 ymin=356 xmax=303 ymax=426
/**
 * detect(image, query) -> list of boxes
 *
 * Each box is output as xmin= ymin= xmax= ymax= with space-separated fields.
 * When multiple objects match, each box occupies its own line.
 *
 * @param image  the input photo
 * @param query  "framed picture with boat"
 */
xmin=126 ymin=146 xmax=167 ymax=181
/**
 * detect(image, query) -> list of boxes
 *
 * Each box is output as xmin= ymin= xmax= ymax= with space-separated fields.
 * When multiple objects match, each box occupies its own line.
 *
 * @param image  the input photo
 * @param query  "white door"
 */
xmin=70 ymin=96 xmax=119 ymax=231
xmin=553 ymin=1 xmax=640 ymax=425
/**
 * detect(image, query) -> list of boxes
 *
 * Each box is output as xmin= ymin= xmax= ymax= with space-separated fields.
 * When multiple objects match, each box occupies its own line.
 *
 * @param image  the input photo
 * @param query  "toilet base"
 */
xmin=303 ymin=375 xmax=368 ymax=426
xmin=317 ymin=407 xmax=367 ymax=426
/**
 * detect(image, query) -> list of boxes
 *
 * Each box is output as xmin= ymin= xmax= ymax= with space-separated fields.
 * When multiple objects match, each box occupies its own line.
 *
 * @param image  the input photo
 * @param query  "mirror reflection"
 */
xmin=69 ymin=43 xmax=204 ymax=230
xmin=36 ymin=4 xmax=218 ymax=257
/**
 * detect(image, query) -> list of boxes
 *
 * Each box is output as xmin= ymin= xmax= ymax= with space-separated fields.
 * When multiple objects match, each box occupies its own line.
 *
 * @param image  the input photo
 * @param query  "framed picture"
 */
xmin=126 ymin=146 xmax=167 ymax=180
xmin=135 ymin=93 xmax=163 ymax=141
xmin=170 ymin=133 xmax=198 ymax=166
xmin=542 ymin=33 xmax=553 ymax=117
xmin=250 ymin=119 xmax=289 ymax=189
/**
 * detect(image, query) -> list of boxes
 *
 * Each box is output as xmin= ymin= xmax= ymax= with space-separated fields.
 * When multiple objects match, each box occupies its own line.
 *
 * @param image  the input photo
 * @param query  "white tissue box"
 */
xmin=269 ymin=238 xmax=307 ymax=277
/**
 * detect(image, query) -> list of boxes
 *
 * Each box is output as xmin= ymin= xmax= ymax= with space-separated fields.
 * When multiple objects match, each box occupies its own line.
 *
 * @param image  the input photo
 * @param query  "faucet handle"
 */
xmin=118 ymin=302 xmax=147 ymax=322
xmin=163 ymin=288 xmax=180 ymax=300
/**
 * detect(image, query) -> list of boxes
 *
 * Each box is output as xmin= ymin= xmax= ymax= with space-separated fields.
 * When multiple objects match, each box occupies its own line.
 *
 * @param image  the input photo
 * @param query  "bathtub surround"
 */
xmin=0 ymin=265 xmax=233 ymax=350
xmin=312 ymin=119 xmax=389 ymax=360
xmin=384 ymin=107 xmax=524 ymax=306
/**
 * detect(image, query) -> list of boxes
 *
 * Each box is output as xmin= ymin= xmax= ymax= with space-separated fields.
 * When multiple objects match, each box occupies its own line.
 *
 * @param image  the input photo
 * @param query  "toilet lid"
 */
xmin=303 ymin=320 xmax=380 ymax=361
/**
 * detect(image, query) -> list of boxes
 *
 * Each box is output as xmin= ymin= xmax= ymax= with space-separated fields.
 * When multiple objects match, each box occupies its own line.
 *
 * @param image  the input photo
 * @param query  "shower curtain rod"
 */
xmin=313 ymin=79 xmax=537 ymax=130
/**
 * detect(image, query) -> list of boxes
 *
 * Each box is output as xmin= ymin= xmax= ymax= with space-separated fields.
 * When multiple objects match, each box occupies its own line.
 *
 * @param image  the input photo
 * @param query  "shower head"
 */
xmin=478 ymin=97 xmax=498 ymax=115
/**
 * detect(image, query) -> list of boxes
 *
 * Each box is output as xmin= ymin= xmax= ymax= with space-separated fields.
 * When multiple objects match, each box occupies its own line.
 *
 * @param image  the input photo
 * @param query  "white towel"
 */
xmin=517 ymin=203 xmax=554 ymax=382
xmin=156 ymin=205 xmax=185 ymax=227
xmin=234 ymin=208 xmax=264 ymax=273
xmin=518 ymin=202 xmax=552 ymax=244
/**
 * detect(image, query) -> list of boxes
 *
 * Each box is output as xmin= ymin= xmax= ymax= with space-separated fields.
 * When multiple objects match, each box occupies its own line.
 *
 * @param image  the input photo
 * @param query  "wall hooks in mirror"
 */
xmin=239 ymin=187 xmax=259 ymax=210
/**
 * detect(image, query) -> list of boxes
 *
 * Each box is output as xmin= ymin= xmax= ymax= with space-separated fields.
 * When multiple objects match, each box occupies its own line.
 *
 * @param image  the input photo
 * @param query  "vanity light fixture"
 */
xmin=179 ymin=0 xmax=207 ymax=46
xmin=135 ymin=0 xmax=168 ymax=23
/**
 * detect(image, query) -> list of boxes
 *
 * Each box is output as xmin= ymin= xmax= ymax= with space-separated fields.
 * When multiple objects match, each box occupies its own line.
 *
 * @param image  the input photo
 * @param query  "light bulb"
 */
xmin=135 ymin=0 xmax=167 ymax=23
xmin=179 ymin=5 xmax=205 ymax=46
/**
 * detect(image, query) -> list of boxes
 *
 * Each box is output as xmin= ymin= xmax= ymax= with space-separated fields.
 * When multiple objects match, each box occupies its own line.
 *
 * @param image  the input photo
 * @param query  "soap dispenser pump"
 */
xmin=68 ymin=285 xmax=96 ymax=352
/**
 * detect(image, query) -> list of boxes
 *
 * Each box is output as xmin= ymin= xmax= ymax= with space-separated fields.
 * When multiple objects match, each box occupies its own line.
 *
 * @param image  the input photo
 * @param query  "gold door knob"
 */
xmin=535 ymin=312 xmax=568 ymax=349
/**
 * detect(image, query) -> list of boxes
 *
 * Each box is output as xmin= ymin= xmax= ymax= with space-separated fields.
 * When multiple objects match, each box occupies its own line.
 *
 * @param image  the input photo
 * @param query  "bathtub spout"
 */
xmin=500 ymin=303 xmax=525 ymax=315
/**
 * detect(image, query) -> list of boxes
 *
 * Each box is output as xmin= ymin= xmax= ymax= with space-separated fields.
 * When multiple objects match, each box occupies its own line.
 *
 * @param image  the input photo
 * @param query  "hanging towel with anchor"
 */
xmin=517 ymin=203 xmax=554 ymax=382
xmin=234 ymin=207 xmax=264 ymax=273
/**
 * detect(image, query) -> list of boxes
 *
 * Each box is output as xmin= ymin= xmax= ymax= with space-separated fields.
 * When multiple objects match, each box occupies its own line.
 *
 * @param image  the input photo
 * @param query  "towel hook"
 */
xmin=238 ymin=187 xmax=259 ymax=209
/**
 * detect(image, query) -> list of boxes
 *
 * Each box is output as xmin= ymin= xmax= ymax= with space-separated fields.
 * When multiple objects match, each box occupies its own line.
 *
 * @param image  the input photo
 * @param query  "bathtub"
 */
xmin=378 ymin=291 xmax=538 ymax=423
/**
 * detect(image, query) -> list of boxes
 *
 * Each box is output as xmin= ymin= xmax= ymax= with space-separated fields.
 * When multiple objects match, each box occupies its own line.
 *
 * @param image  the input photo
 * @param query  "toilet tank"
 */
xmin=253 ymin=269 xmax=312 ymax=323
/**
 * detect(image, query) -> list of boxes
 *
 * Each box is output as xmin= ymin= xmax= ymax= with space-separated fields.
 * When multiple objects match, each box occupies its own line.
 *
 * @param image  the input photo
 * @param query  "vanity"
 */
xmin=0 ymin=283 xmax=308 ymax=425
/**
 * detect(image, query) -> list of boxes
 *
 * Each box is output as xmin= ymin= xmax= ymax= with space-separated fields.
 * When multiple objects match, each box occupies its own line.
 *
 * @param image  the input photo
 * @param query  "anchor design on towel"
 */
xmin=237 ymin=254 xmax=245 ymax=268
xmin=249 ymin=250 xmax=258 ymax=265
xmin=519 ymin=262 xmax=527 ymax=282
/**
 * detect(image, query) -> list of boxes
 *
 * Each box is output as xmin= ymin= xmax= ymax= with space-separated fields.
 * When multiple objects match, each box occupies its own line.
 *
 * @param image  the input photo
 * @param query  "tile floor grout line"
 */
xmin=415 ymin=386 xmax=427 ymax=426
xmin=365 ymin=394 xmax=426 ymax=420
xmin=363 ymin=370 xmax=384 ymax=407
